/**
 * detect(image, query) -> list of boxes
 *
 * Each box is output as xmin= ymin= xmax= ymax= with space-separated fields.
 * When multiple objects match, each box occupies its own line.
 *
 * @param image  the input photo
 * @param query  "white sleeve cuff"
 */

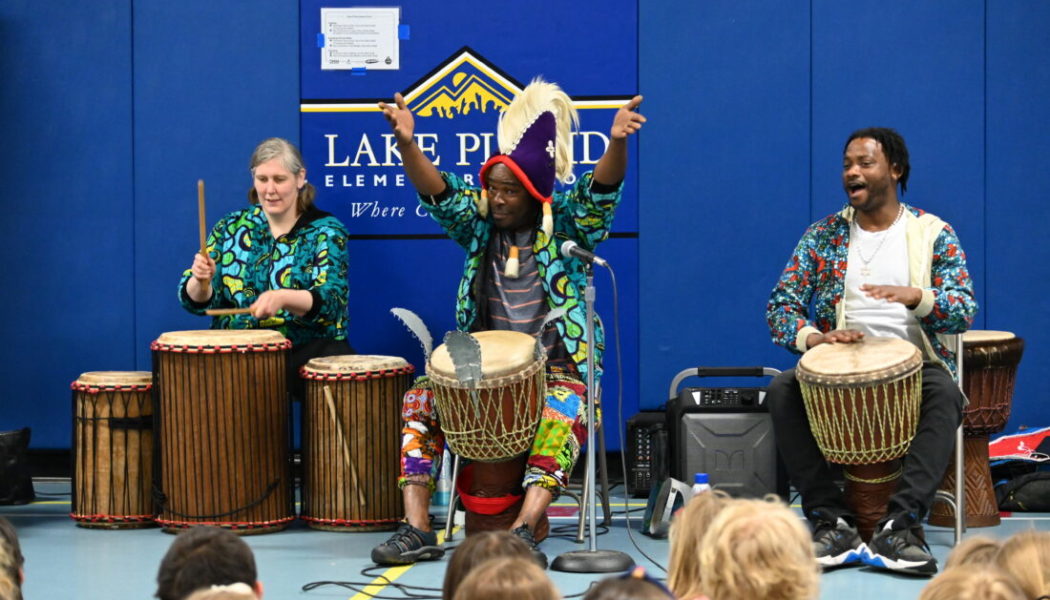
xmin=911 ymin=288 xmax=935 ymax=318
xmin=796 ymin=326 xmax=822 ymax=353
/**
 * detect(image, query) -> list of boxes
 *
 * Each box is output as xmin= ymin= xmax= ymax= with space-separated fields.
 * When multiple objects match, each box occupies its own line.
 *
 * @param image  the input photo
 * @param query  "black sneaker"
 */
xmin=863 ymin=519 xmax=938 ymax=576
xmin=812 ymin=516 xmax=866 ymax=568
xmin=511 ymin=524 xmax=548 ymax=569
xmin=370 ymin=522 xmax=445 ymax=565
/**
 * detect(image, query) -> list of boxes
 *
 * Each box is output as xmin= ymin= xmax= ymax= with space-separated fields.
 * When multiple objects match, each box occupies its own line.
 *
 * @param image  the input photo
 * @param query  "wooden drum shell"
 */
xmin=299 ymin=355 xmax=413 ymax=531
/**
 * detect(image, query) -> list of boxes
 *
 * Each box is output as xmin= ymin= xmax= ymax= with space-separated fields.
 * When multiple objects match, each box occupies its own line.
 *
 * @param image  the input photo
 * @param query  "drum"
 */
xmin=929 ymin=330 xmax=1024 ymax=528
xmin=71 ymin=371 xmax=155 ymax=528
xmin=797 ymin=337 xmax=923 ymax=540
xmin=151 ymin=330 xmax=293 ymax=534
xmin=428 ymin=330 xmax=549 ymax=538
xmin=299 ymin=355 xmax=414 ymax=531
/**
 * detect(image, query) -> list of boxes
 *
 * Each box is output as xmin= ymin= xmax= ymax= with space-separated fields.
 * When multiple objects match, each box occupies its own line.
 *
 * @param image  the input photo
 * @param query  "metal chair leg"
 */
xmin=445 ymin=453 xmax=461 ymax=543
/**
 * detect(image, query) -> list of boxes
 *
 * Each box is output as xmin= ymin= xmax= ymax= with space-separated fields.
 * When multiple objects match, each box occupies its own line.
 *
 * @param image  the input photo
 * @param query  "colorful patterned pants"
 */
xmin=399 ymin=366 xmax=595 ymax=495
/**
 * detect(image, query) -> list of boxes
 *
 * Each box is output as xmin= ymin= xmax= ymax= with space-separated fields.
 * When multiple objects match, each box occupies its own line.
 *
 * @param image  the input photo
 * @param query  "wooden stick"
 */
xmin=323 ymin=386 xmax=366 ymax=507
xmin=204 ymin=308 xmax=253 ymax=316
xmin=197 ymin=179 xmax=207 ymax=255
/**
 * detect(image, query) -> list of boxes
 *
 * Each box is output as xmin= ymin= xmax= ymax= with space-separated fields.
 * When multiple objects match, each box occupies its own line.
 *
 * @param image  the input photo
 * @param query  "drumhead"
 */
xmin=963 ymin=330 xmax=1016 ymax=343
xmin=154 ymin=329 xmax=288 ymax=347
xmin=429 ymin=330 xmax=538 ymax=379
xmin=301 ymin=354 xmax=411 ymax=376
xmin=75 ymin=371 xmax=152 ymax=386
xmin=797 ymin=337 xmax=922 ymax=387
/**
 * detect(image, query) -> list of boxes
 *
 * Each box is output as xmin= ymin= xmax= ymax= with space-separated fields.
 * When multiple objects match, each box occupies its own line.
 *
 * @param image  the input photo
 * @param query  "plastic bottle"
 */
xmin=434 ymin=448 xmax=452 ymax=506
xmin=692 ymin=472 xmax=711 ymax=497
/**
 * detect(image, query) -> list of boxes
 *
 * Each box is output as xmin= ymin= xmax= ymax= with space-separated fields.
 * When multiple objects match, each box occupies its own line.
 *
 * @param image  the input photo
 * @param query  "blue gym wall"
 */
xmin=2 ymin=1 xmax=1047 ymax=453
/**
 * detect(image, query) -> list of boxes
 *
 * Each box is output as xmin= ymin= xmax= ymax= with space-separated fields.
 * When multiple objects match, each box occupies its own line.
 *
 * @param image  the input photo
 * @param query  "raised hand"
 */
xmin=610 ymin=95 xmax=645 ymax=140
xmin=378 ymin=92 xmax=415 ymax=146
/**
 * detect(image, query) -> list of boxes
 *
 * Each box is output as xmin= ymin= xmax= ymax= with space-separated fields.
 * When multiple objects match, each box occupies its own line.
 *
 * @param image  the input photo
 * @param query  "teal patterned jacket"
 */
xmin=422 ymin=171 xmax=623 ymax=380
xmin=766 ymin=203 xmax=977 ymax=377
xmin=179 ymin=205 xmax=349 ymax=346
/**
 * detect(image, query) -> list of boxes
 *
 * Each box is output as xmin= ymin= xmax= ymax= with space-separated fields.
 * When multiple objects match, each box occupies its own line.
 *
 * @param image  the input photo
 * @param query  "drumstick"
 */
xmin=204 ymin=308 xmax=253 ymax=316
xmin=324 ymin=385 xmax=366 ymax=507
xmin=198 ymin=179 xmax=207 ymax=256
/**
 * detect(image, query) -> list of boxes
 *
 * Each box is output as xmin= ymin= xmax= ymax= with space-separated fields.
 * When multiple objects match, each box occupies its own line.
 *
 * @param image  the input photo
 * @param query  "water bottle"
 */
xmin=434 ymin=448 xmax=452 ymax=506
xmin=692 ymin=472 xmax=711 ymax=497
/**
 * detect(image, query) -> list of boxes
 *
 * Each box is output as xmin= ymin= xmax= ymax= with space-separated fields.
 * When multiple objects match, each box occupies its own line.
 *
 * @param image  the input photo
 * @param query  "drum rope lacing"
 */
xmin=149 ymin=340 xmax=291 ymax=353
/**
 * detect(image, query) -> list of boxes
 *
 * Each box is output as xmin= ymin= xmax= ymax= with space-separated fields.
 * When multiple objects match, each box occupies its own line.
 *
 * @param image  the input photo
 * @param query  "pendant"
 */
xmin=860 ymin=266 xmax=871 ymax=277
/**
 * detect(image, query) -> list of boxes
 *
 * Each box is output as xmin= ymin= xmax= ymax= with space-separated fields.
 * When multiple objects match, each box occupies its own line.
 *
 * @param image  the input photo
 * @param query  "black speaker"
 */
xmin=625 ymin=411 xmax=668 ymax=498
xmin=666 ymin=366 xmax=787 ymax=499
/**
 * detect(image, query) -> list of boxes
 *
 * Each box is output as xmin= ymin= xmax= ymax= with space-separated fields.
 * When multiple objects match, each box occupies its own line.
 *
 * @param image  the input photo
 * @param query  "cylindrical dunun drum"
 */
xmin=71 ymin=371 xmax=155 ymax=528
xmin=797 ymin=337 xmax=923 ymax=541
xmin=428 ymin=330 xmax=549 ymax=539
xmin=929 ymin=330 xmax=1024 ymax=528
xmin=299 ymin=355 xmax=414 ymax=531
xmin=151 ymin=330 xmax=293 ymax=534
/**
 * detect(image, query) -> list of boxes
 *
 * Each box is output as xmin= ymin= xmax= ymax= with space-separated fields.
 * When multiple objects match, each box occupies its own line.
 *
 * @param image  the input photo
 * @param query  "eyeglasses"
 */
xmin=620 ymin=566 xmax=676 ymax=599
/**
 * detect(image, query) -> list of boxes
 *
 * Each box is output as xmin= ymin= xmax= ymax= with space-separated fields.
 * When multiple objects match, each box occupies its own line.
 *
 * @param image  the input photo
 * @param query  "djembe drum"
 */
xmin=797 ymin=337 xmax=924 ymax=541
xmin=299 ymin=355 xmax=414 ymax=531
xmin=71 ymin=371 xmax=155 ymax=528
xmin=929 ymin=330 xmax=1024 ymax=527
xmin=428 ymin=330 xmax=549 ymax=539
xmin=151 ymin=330 xmax=294 ymax=533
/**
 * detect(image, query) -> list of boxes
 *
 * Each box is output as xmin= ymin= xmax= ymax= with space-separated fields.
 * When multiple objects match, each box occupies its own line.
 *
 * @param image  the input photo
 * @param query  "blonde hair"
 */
xmin=667 ymin=490 xmax=732 ymax=599
xmin=945 ymin=535 xmax=1002 ymax=570
xmin=918 ymin=566 xmax=1025 ymax=600
xmin=0 ymin=518 xmax=21 ymax=600
xmin=452 ymin=556 xmax=560 ymax=600
xmin=698 ymin=496 xmax=819 ymax=600
xmin=995 ymin=530 xmax=1050 ymax=599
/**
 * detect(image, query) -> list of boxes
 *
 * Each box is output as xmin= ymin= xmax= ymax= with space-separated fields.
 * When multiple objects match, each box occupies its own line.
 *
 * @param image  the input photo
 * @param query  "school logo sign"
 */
xmin=300 ymin=47 xmax=631 ymax=236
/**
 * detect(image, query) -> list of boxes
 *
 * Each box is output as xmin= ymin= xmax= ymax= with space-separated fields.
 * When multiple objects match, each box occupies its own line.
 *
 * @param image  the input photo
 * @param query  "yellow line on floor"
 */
xmin=348 ymin=526 xmax=460 ymax=600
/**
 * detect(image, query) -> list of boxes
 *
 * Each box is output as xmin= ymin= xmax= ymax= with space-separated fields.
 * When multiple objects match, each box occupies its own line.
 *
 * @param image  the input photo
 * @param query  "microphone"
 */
xmin=560 ymin=240 xmax=608 ymax=267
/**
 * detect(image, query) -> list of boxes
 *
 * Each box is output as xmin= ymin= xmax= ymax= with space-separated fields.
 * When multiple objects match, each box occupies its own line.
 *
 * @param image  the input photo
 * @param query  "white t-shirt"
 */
xmin=844 ymin=218 xmax=924 ymax=349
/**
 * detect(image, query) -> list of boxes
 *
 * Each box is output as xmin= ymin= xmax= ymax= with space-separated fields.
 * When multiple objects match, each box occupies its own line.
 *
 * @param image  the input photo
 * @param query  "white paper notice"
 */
xmin=320 ymin=7 xmax=400 ymax=70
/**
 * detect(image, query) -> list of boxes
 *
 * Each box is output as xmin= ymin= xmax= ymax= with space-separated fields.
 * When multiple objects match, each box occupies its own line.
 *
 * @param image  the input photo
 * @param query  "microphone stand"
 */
xmin=550 ymin=263 xmax=634 ymax=573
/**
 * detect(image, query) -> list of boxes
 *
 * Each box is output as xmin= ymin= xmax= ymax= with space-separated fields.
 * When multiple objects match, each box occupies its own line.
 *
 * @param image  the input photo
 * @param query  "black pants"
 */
xmin=287 ymin=338 xmax=354 ymax=402
xmin=768 ymin=363 xmax=962 ymax=525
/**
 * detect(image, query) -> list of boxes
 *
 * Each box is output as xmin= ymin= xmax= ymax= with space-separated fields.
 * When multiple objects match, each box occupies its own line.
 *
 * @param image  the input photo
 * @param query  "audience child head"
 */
xmin=0 ymin=517 xmax=23 ymax=600
xmin=584 ymin=566 xmax=676 ymax=600
xmin=918 ymin=566 xmax=1025 ymax=600
xmin=698 ymin=496 xmax=819 ymax=600
xmin=155 ymin=526 xmax=262 ymax=600
xmin=995 ymin=530 xmax=1050 ymax=600
xmin=442 ymin=530 xmax=536 ymax=599
xmin=944 ymin=535 xmax=1002 ymax=570
xmin=667 ymin=489 xmax=732 ymax=599
xmin=452 ymin=556 xmax=560 ymax=600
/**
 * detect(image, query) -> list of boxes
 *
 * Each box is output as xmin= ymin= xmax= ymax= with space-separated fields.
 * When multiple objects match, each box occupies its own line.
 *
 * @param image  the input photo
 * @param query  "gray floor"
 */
xmin=4 ymin=480 xmax=1048 ymax=600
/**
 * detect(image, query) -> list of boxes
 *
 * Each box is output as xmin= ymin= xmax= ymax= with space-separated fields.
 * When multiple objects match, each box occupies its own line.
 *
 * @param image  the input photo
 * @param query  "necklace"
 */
xmin=853 ymin=203 xmax=905 ymax=277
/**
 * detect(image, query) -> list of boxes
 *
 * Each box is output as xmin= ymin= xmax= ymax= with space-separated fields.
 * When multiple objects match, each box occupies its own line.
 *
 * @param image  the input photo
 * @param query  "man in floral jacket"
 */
xmin=766 ymin=127 xmax=976 ymax=576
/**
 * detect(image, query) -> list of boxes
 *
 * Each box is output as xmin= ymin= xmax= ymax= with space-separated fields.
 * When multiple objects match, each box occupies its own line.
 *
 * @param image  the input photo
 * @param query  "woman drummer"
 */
xmin=179 ymin=137 xmax=352 ymax=399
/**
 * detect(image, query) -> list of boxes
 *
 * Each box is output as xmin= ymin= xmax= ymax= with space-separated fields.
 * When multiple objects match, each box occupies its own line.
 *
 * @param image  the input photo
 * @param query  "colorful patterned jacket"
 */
xmin=422 ymin=171 xmax=622 ymax=380
xmin=766 ymin=203 xmax=977 ymax=376
xmin=179 ymin=205 xmax=349 ymax=347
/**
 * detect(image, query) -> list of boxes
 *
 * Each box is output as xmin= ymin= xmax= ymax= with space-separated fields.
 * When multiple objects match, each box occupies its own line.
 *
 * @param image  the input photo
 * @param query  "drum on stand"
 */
xmin=428 ymin=330 xmax=549 ymax=539
xmin=797 ymin=337 xmax=923 ymax=541
xmin=71 ymin=371 xmax=155 ymax=528
xmin=151 ymin=330 xmax=293 ymax=534
xmin=929 ymin=330 xmax=1024 ymax=527
xmin=299 ymin=355 xmax=414 ymax=531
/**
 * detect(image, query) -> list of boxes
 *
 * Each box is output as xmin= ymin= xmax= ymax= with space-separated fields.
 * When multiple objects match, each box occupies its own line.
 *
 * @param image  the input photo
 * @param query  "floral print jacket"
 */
xmin=179 ymin=205 xmax=349 ymax=347
xmin=766 ymin=203 xmax=977 ymax=376
xmin=421 ymin=171 xmax=622 ymax=380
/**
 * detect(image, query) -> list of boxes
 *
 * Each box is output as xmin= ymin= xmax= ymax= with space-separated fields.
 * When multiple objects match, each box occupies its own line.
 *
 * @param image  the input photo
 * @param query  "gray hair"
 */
xmin=246 ymin=137 xmax=316 ymax=212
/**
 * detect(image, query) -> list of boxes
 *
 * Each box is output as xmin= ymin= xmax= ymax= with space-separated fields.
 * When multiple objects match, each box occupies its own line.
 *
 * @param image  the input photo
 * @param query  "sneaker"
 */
xmin=511 ymin=524 xmax=548 ymax=569
xmin=812 ymin=517 xmax=866 ymax=568
xmin=863 ymin=519 xmax=938 ymax=576
xmin=370 ymin=522 xmax=445 ymax=565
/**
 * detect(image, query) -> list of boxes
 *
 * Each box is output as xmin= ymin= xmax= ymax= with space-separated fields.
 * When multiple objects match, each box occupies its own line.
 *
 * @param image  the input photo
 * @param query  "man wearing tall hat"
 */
xmin=371 ymin=79 xmax=644 ymax=567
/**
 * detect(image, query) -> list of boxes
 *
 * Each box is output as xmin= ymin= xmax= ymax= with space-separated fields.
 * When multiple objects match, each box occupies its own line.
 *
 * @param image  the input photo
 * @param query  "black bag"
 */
xmin=0 ymin=427 xmax=35 ymax=505
xmin=996 ymin=469 xmax=1050 ymax=512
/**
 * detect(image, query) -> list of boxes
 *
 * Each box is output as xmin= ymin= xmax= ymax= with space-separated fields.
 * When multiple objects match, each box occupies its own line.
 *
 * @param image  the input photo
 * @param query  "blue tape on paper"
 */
xmin=317 ymin=33 xmax=325 ymax=48
xmin=351 ymin=67 xmax=367 ymax=76
xmin=399 ymin=24 xmax=410 ymax=40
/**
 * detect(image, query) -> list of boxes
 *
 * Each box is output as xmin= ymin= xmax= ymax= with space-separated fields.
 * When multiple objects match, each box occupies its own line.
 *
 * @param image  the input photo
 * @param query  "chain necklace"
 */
xmin=853 ymin=203 xmax=905 ymax=277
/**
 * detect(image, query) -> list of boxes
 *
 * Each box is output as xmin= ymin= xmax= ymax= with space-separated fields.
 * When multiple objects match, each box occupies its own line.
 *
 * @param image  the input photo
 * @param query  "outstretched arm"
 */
xmin=593 ymin=95 xmax=645 ymax=186
xmin=378 ymin=93 xmax=446 ymax=196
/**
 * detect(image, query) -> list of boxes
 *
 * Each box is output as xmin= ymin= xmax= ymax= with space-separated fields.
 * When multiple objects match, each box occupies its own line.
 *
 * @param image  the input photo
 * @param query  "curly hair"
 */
xmin=844 ymin=127 xmax=910 ymax=194
xmin=919 ymin=566 xmax=1025 ymax=600
xmin=698 ymin=496 xmax=819 ymax=600
xmin=945 ymin=535 xmax=1002 ymax=570
xmin=995 ymin=530 xmax=1050 ymax=599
